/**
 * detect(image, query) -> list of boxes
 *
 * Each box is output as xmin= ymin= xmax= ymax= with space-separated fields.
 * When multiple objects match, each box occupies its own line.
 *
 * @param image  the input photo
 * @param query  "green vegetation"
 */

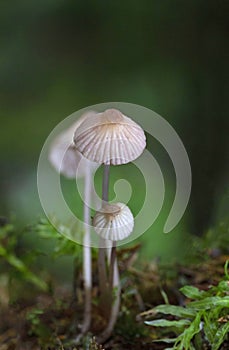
xmin=145 ymin=261 xmax=229 ymax=350
xmin=0 ymin=218 xmax=229 ymax=349
xmin=0 ymin=1 xmax=227 ymax=349
xmin=0 ymin=222 xmax=48 ymax=292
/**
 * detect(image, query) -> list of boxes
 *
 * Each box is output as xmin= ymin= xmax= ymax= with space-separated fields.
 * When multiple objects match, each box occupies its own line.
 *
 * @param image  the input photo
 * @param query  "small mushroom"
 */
xmin=93 ymin=202 xmax=135 ymax=343
xmin=49 ymin=111 xmax=97 ymax=178
xmin=93 ymin=202 xmax=134 ymax=241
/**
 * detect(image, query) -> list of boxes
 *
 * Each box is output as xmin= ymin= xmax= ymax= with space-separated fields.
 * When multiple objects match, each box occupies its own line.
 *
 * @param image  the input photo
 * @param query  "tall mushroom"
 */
xmin=49 ymin=111 xmax=97 ymax=334
xmin=73 ymin=108 xmax=146 ymax=340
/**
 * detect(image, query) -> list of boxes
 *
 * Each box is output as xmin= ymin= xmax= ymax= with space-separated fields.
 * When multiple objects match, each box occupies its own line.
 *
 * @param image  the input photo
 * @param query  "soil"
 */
xmin=0 ymin=251 xmax=229 ymax=350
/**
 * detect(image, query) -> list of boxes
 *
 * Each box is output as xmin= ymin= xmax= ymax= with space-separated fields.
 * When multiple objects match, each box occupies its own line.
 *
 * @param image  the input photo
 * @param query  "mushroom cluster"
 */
xmin=49 ymin=108 xmax=146 ymax=343
xmin=74 ymin=108 xmax=146 ymax=341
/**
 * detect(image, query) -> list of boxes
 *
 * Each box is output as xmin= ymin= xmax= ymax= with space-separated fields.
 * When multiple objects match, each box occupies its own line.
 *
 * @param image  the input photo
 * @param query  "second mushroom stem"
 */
xmin=98 ymin=165 xmax=110 ymax=314
xmin=98 ymin=164 xmax=121 ymax=342
xmin=81 ymin=162 xmax=92 ymax=333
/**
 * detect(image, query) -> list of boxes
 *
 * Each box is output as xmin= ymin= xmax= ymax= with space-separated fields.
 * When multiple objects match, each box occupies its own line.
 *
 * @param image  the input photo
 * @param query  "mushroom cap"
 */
xmin=93 ymin=202 xmax=134 ymax=241
xmin=49 ymin=111 xmax=97 ymax=178
xmin=73 ymin=108 xmax=146 ymax=165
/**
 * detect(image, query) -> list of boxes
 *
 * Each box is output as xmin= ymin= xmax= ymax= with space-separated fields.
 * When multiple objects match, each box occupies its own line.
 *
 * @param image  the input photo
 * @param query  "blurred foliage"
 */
xmin=0 ymin=0 xmax=228 ymax=238
xmin=144 ymin=261 xmax=229 ymax=350
xmin=26 ymin=308 xmax=52 ymax=344
xmin=0 ymin=218 xmax=85 ymax=304
xmin=0 ymin=216 xmax=228 ymax=302
xmin=190 ymin=220 xmax=229 ymax=262
xmin=35 ymin=217 xmax=83 ymax=259
xmin=0 ymin=221 xmax=48 ymax=292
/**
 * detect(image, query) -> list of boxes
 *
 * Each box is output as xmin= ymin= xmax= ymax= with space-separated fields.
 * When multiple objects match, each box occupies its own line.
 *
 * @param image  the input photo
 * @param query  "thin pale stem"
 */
xmin=81 ymin=163 xmax=92 ymax=333
xmin=98 ymin=164 xmax=110 ymax=317
xmin=97 ymin=258 xmax=121 ymax=343
xmin=97 ymin=164 xmax=121 ymax=341
xmin=102 ymin=164 xmax=110 ymax=203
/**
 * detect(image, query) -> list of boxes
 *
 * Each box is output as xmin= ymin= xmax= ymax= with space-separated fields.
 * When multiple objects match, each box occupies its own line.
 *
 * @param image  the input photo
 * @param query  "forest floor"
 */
xmin=0 ymin=246 xmax=229 ymax=350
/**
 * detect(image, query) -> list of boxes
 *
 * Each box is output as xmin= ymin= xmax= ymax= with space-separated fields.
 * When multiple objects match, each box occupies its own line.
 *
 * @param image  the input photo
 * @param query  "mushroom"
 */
xmin=73 ymin=108 xmax=146 ymax=165
xmin=93 ymin=202 xmax=134 ymax=241
xmin=49 ymin=111 xmax=97 ymax=334
xmin=74 ymin=108 xmax=146 ymax=341
xmin=49 ymin=111 xmax=97 ymax=178
xmin=93 ymin=202 xmax=134 ymax=341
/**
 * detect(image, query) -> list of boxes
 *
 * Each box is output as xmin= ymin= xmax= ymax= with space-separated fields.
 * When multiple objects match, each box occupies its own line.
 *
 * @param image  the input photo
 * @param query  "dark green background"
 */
xmin=1 ymin=0 xmax=228 ymax=239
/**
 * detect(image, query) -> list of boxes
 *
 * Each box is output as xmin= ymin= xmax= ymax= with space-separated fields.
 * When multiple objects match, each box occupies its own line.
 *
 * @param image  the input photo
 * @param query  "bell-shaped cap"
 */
xmin=93 ymin=202 xmax=134 ymax=241
xmin=73 ymin=108 xmax=146 ymax=165
xmin=49 ymin=111 xmax=97 ymax=178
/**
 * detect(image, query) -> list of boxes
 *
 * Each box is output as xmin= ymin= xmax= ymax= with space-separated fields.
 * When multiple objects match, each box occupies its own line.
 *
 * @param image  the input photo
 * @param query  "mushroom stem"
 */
xmin=97 ymin=164 xmax=121 ymax=341
xmin=109 ymin=243 xmax=116 ymax=288
xmin=102 ymin=164 xmax=110 ymax=202
xmin=98 ymin=164 xmax=110 ymax=316
xmin=97 ymin=258 xmax=121 ymax=343
xmin=81 ymin=162 xmax=92 ymax=333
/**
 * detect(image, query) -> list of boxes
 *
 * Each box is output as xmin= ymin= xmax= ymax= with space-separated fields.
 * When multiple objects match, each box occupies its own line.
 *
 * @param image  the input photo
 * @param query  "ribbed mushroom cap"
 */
xmin=93 ymin=202 xmax=134 ymax=241
xmin=73 ymin=108 xmax=146 ymax=165
xmin=49 ymin=111 xmax=97 ymax=178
